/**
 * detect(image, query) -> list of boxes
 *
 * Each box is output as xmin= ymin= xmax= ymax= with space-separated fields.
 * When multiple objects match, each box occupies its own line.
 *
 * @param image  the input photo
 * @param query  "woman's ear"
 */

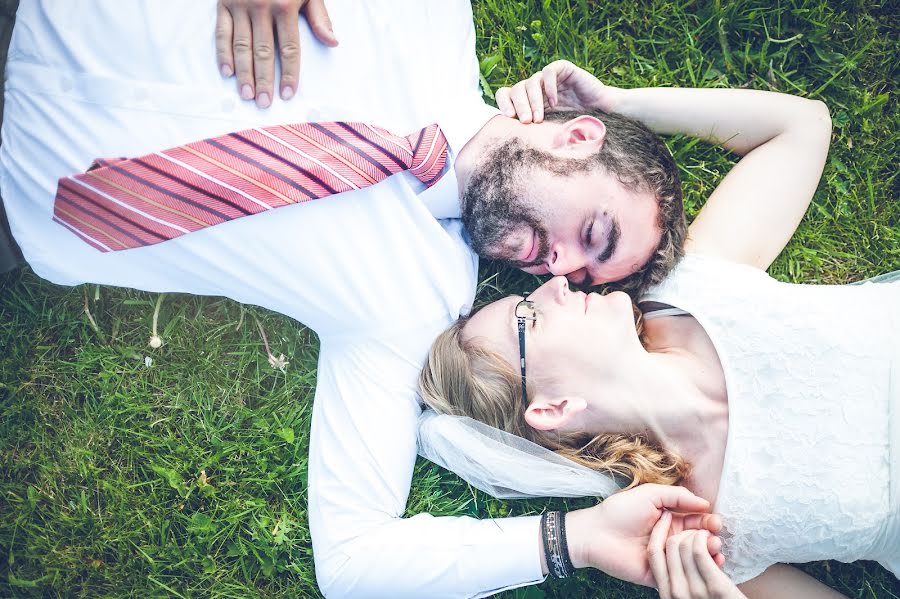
xmin=524 ymin=394 xmax=587 ymax=431
xmin=551 ymin=115 xmax=606 ymax=156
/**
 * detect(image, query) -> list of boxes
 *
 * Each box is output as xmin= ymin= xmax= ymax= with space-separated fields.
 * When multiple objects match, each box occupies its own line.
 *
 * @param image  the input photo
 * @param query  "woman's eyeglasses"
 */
xmin=515 ymin=299 xmax=537 ymax=404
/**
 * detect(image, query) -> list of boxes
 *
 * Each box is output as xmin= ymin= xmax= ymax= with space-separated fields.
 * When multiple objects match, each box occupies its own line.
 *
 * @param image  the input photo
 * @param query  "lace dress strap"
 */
xmin=639 ymin=301 xmax=690 ymax=320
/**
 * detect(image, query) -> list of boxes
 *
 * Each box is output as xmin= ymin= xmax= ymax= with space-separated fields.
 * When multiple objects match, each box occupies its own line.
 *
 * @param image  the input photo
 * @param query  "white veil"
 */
xmin=417 ymin=409 xmax=621 ymax=499
xmin=416 ymin=269 xmax=900 ymax=501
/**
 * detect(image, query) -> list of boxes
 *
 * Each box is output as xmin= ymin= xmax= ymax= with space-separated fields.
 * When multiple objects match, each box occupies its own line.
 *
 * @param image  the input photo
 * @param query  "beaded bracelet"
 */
xmin=541 ymin=510 xmax=575 ymax=579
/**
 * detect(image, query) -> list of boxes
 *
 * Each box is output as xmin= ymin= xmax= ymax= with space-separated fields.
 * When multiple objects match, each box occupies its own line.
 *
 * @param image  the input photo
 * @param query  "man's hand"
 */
xmin=495 ymin=59 xmax=618 ymax=124
xmin=566 ymin=484 xmax=723 ymax=588
xmin=649 ymin=513 xmax=746 ymax=599
xmin=216 ymin=0 xmax=338 ymax=108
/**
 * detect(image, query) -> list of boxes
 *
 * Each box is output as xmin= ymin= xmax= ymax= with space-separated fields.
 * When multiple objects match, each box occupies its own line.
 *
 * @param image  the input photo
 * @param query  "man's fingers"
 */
xmin=678 ymin=512 xmax=722 ymax=534
xmin=231 ymin=9 xmax=256 ymax=100
xmin=648 ymin=510 xmax=673 ymax=599
xmin=274 ymin=6 xmax=301 ymax=101
xmin=250 ymin=3 xmax=276 ymax=108
xmin=495 ymin=87 xmax=515 ymax=117
xmin=215 ymin=4 xmax=235 ymax=77
xmin=509 ymin=82 xmax=534 ymax=124
xmin=652 ymin=484 xmax=712 ymax=514
xmin=524 ymin=72 xmax=545 ymax=123
xmin=303 ymin=0 xmax=338 ymax=46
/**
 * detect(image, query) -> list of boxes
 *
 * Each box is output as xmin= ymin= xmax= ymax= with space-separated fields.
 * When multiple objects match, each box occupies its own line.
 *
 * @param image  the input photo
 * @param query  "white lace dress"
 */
xmin=642 ymin=254 xmax=900 ymax=583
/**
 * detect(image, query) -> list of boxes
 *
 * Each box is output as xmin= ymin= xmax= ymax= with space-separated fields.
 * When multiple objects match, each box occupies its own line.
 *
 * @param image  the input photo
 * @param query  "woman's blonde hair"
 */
xmin=418 ymin=310 xmax=690 ymax=488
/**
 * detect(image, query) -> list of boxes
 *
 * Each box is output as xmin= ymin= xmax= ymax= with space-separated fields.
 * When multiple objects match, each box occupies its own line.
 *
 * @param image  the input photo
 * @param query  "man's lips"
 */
xmin=518 ymin=228 xmax=540 ymax=263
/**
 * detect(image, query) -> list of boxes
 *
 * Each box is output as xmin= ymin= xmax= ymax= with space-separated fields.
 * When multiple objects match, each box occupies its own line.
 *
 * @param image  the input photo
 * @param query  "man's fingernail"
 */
xmin=240 ymin=84 xmax=254 ymax=100
xmin=281 ymin=86 xmax=294 ymax=101
xmin=256 ymin=92 xmax=271 ymax=108
xmin=220 ymin=64 xmax=233 ymax=78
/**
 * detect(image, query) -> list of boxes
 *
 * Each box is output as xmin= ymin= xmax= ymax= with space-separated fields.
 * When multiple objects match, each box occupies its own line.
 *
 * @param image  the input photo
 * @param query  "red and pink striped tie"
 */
xmin=53 ymin=122 xmax=449 ymax=251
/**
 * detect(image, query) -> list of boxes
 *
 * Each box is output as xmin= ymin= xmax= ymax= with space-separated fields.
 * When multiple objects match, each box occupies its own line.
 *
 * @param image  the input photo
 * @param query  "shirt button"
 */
xmin=221 ymin=98 xmax=236 ymax=112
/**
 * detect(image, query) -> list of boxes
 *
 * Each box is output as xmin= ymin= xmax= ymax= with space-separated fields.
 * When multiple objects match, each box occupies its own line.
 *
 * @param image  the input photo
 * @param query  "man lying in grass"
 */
xmin=2 ymin=1 xmax=722 ymax=596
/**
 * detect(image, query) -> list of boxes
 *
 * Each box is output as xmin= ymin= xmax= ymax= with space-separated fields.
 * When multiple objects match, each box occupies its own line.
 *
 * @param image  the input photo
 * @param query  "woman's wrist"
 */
xmin=594 ymin=85 xmax=627 ymax=115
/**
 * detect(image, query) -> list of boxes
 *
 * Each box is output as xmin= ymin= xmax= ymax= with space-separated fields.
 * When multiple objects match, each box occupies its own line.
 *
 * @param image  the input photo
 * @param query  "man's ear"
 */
xmin=551 ymin=115 xmax=606 ymax=156
xmin=524 ymin=394 xmax=587 ymax=432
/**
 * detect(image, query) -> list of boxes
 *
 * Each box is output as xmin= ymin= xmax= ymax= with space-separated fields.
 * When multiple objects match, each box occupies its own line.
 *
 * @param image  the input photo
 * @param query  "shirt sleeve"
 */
xmin=308 ymin=335 xmax=546 ymax=598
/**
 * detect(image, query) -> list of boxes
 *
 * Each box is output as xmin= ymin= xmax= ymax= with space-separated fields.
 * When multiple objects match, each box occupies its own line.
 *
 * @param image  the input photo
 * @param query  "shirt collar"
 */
xmin=417 ymin=94 xmax=499 ymax=219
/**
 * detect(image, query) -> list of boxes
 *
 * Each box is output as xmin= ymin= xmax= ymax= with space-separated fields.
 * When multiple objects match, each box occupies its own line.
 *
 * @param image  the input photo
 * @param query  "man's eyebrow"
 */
xmin=596 ymin=219 xmax=620 ymax=263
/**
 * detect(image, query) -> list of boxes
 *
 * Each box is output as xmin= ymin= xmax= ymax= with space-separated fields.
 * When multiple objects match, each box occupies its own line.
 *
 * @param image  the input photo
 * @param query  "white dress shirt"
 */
xmin=1 ymin=1 xmax=544 ymax=596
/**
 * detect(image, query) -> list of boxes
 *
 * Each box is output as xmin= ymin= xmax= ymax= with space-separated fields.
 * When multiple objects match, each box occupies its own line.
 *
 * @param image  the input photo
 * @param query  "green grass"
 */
xmin=2 ymin=0 xmax=899 ymax=597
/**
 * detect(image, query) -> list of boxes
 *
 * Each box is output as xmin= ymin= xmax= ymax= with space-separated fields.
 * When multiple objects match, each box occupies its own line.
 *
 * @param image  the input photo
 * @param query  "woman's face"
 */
xmin=462 ymin=276 xmax=642 ymax=397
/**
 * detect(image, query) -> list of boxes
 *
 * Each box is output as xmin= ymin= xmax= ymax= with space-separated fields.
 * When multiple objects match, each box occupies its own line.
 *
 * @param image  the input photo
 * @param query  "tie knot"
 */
xmin=407 ymin=124 xmax=450 ymax=188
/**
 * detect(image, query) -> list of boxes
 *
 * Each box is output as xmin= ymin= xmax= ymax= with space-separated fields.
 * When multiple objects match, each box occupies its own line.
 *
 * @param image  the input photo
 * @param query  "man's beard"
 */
xmin=460 ymin=139 xmax=551 ymax=268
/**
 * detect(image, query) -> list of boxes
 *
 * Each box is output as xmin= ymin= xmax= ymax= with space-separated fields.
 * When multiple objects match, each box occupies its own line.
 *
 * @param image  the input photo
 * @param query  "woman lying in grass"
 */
xmin=418 ymin=62 xmax=898 ymax=598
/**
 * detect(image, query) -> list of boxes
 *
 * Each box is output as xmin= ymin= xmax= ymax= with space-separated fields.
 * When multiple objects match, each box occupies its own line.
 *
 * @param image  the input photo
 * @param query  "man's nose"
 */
xmin=546 ymin=242 xmax=587 ymax=277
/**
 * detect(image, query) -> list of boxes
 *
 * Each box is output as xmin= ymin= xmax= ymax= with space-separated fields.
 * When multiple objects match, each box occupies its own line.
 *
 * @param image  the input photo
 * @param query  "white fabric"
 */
xmin=643 ymin=254 xmax=900 ymax=583
xmin=418 ymin=410 xmax=621 ymax=499
xmin=1 ymin=2 xmax=544 ymax=597
xmin=415 ymin=253 xmax=899 ymax=585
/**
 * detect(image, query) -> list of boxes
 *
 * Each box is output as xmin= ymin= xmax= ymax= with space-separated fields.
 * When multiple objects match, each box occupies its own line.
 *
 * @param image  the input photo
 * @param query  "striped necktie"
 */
xmin=53 ymin=122 xmax=449 ymax=252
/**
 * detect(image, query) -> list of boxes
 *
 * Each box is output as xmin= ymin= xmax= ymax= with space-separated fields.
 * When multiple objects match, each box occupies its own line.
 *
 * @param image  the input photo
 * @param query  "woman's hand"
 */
xmin=495 ymin=60 xmax=619 ymax=124
xmin=216 ymin=0 xmax=338 ymax=108
xmin=648 ymin=511 xmax=746 ymax=599
xmin=566 ymin=484 xmax=723 ymax=588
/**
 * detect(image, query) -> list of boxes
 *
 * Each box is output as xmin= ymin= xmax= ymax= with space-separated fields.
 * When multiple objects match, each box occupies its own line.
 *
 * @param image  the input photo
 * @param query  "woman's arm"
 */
xmin=739 ymin=564 xmax=847 ymax=599
xmin=497 ymin=61 xmax=832 ymax=270
xmin=609 ymin=85 xmax=831 ymax=270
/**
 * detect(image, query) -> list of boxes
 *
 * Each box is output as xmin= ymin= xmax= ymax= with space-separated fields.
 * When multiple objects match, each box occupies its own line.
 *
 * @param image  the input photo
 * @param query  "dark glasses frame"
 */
xmin=515 ymin=299 xmax=537 ymax=404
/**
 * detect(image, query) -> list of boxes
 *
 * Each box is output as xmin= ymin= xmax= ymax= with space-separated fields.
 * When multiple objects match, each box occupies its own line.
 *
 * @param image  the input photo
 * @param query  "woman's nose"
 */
xmin=531 ymin=276 xmax=569 ymax=304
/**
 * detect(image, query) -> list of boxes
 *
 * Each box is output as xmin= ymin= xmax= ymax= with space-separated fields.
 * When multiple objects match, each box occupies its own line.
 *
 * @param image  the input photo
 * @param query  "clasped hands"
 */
xmin=571 ymin=483 xmax=744 ymax=598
